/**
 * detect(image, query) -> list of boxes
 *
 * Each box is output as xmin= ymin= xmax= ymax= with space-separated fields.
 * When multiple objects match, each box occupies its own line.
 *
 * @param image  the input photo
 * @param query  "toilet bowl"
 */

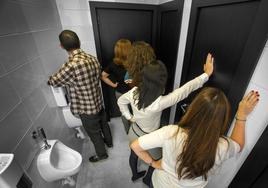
xmin=62 ymin=106 xmax=85 ymax=139
xmin=37 ymin=140 xmax=82 ymax=183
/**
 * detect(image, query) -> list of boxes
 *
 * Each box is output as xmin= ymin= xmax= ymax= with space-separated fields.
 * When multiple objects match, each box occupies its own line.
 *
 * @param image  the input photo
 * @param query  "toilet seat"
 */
xmin=37 ymin=140 xmax=82 ymax=182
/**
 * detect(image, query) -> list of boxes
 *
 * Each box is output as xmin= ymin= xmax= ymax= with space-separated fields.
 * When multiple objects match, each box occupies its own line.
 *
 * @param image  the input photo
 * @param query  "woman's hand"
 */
xmin=203 ymin=53 xmax=214 ymax=77
xmin=152 ymin=159 xmax=163 ymax=170
xmin=113 ymin=82 xmax=118 ymax=88
xmin=236 ymin=90 xmax=259 ymax=120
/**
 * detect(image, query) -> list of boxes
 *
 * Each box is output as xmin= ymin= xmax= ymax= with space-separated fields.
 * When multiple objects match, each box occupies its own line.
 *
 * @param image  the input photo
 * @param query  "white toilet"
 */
xmin=37 ymin=140 xmax=82 ymax=186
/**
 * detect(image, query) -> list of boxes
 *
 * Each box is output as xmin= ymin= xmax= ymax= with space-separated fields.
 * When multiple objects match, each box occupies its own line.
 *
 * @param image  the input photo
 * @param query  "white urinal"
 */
xmin=62 ymin=106 xmax=85 ymax=139
xmin=37 ymin=140 xmax=82 ymax=186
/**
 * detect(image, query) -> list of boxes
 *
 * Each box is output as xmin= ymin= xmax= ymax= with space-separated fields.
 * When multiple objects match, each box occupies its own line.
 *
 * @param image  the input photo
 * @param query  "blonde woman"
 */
xmin=101 ymin=39 xmax=132 ymax=94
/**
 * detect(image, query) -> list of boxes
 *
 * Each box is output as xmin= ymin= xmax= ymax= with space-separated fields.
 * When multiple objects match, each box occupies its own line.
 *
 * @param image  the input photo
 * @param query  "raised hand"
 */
xmin=203 ymin=53 xmax=214 ymax=77
xmin=236 ymin=90 xmax=259 ymax=120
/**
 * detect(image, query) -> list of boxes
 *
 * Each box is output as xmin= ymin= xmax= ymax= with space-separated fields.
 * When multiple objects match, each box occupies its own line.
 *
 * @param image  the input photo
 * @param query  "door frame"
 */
xmin=89 ymin=1 xmax=158 ymax=65
xmin=156 ymin=0 xmax=184 ymax=92
xmin=181 ymin=0 xmax=268 ymax=119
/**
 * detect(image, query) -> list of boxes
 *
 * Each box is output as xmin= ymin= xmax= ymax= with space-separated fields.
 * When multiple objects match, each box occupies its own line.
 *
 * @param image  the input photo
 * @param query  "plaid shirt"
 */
xmin=48 ymin=49 xmax=103 ymax=115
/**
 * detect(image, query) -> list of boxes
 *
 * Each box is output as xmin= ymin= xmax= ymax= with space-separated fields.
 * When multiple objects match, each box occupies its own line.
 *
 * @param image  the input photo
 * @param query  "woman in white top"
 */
xmin=130 ymin=87 xmax=259 ymax=188
xmin=118 ymin=54 xmax=214 ymax=183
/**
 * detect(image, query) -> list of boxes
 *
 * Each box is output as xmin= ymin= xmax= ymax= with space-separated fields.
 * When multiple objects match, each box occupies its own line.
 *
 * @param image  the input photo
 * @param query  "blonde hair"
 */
xmin=113 ymin=39 xmax=132 ymax=66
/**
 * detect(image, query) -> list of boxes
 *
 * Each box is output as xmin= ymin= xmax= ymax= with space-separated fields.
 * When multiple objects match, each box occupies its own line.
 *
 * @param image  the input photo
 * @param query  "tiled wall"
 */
xmin=0 ymin=0 xmax=82 ymax=187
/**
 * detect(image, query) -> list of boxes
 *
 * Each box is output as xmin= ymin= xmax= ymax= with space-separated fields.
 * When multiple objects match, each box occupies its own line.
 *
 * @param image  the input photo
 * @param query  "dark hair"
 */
xmin=127 ymin=41 xmax=156 ymax=86
xmin=133 ymin=60 xmax=167 ymax=109
xmin=59 ymin=30 xmax=80 ymax=51
xmin=176 ymin=87 xmax=231 ymax=180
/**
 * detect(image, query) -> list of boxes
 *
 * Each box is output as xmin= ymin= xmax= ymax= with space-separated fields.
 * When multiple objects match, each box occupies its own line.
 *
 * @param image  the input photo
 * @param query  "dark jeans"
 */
xmin=79 ymin=109 xmax=112 ymax=157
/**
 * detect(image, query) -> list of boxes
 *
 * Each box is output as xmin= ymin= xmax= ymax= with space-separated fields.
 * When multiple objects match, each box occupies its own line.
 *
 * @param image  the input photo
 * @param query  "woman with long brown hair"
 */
xmin=130 ymin=87 xmax=259 ymax=188
xmin=118 ymin=52 xmax=214 ymax=184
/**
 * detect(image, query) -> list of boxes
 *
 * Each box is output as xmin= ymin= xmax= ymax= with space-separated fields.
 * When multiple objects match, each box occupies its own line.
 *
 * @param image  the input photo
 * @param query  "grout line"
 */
xmin=11 ymin=104 xmax=48 ymax=154
xmin=0 ymin=99 xmax=22 ymax=122
xmin=0 ymin=57 xmax=38 ymax=78
xmin=0 ymin=28 xmax=55 ymax=38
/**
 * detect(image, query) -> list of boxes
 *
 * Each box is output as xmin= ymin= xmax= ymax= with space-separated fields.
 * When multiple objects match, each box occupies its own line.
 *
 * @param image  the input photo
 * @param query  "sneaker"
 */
xmin=89 ymin=154 xmax=108 ymax=162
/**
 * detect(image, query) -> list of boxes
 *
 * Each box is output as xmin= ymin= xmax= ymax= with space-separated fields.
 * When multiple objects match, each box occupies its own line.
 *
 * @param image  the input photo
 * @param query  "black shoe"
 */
xmin=89 ymin=154 xmax=108 ymax=162
xmin=131 ymin=171 xmax=146 ymax=182
xmin=106 ymin=143 xmax=113 ymax=148
xmin=142 ymin=176 xmax=151 ymax=187
xmin=104 ymin=140 xmax=113 ymax=148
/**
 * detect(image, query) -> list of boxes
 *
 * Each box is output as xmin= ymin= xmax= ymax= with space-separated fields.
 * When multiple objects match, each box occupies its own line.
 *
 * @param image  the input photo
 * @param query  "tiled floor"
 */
xmin=76 ymin=117 xmax=148 ymax=188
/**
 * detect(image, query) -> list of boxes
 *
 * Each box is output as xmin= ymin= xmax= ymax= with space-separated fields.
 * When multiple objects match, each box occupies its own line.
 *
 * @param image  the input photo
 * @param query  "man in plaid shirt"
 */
xmin=48 ymin=30 xmax=113 ymax=162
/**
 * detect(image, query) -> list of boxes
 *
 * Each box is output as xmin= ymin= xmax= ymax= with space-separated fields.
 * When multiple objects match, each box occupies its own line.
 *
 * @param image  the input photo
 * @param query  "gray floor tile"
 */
xmin=76 ymin=117 xmax=148 ymax=188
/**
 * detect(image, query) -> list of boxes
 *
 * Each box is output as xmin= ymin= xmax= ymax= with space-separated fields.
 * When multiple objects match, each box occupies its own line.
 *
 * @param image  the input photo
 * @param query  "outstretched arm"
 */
xmin=230 ymin=90 xmax=259 ymax=151
xmin=157 ymin=53 xmax=214 ymax=111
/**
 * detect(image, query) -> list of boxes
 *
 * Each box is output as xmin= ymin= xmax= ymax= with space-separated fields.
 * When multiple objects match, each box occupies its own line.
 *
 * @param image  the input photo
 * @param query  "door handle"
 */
xmin=180 ymin=103 xmax=188 ymax=113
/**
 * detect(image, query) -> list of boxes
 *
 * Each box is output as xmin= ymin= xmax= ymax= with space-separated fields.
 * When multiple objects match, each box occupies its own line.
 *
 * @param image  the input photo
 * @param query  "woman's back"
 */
xmin=118 ymin=72 xmax=209 ymax=132
xmin=138 ymin=125 xmax=240 ymax=188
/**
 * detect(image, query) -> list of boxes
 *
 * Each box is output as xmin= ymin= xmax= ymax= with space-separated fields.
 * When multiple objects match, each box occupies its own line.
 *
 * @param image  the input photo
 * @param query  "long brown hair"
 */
xmin=127 ymin=41 xmax=156 ymax=86
xmin=113 ymin=39 xmax=131 ymax=66
xmin=176 ymin=87 xmax=231 ymax=180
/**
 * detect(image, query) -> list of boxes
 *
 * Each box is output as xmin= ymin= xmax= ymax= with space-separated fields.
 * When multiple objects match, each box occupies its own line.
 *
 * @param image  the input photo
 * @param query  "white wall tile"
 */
xmin=81 ymin=41 xmax=97 ymax=56
xmin=251 ymin=46 xmax=268 ymax=90
xmin=158 ymin=0 xmax=173 ymax=4
xmin=207 ymin=147 xmax=251 ymax=188
xmin=56 ymin=0 xmax=90 ymax=10
xmin=59 ymin=9 xmax=91 ymax=27
xmin=244 ymin=83 xmax=268 ymax=126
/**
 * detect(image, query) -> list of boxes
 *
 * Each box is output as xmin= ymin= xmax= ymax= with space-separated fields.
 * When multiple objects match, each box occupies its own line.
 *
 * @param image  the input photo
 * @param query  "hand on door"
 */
xmin=203 ymin=53 xmax=214 ymax=77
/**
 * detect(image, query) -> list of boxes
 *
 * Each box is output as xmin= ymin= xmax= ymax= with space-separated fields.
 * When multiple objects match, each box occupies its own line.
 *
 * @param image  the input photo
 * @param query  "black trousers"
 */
xmin=80 ymin=109 xmax=112 ymax=157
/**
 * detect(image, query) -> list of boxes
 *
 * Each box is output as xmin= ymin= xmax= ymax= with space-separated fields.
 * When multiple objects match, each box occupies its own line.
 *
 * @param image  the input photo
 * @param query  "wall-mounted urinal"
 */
xmin=50 ymin=86 xmax=85 ymax=139
xmin=37 ymin=140 xmax=82 ymax=186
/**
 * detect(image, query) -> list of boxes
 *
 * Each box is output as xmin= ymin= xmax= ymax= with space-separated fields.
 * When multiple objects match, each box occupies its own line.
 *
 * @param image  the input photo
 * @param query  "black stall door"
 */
xmin=175 ymin=0 xmax=268 ymax=123
xmin=90 ymin=2 xmax=158 ymax=118
xmin=90 ymin=0 xmax=184 ymax=122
